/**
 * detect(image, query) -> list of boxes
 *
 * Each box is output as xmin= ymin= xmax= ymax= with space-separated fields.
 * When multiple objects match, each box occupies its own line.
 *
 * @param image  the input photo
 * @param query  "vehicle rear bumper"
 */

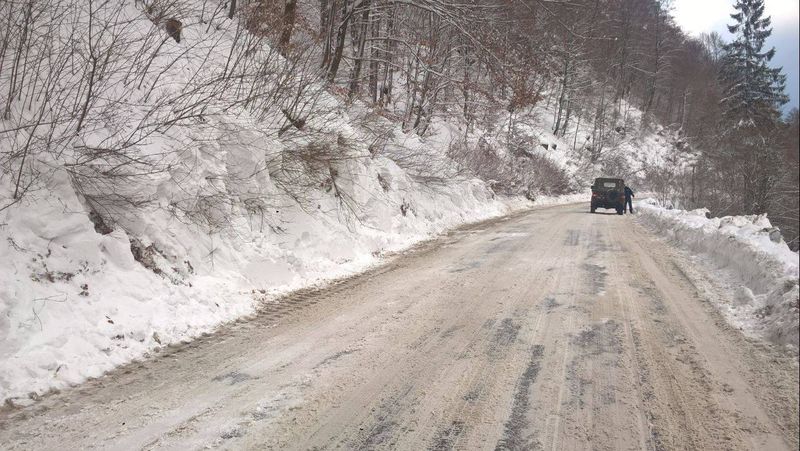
xmin=591 ymin=201 xmax=623 ymax=209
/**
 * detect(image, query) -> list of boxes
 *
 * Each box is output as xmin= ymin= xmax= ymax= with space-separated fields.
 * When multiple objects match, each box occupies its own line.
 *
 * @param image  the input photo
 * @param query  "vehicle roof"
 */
xmin=594 ymin=177 xmax=624 ymax=182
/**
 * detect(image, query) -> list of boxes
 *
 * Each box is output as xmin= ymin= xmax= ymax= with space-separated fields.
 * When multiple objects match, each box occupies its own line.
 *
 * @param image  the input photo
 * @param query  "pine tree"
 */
xmin=719 ymin=0 xmax=788 ymax=129
xmin=714 ymin=0 xmax=791 ymax=215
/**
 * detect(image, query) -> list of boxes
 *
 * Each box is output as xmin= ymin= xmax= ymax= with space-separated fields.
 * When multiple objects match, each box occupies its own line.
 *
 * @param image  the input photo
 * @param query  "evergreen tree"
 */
xmin=713 ymin=0 xmax=791 ymax=215
xmin=719 ymin=0 xmax=788 ymax=129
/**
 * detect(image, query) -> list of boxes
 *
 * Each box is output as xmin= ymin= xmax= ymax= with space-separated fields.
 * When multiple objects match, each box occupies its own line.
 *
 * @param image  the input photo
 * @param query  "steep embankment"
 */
xmin=0 ymin=1 xmax=573 ymax=405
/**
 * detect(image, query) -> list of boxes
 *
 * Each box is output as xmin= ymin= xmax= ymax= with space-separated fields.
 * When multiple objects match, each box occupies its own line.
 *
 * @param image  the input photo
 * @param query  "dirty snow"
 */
xmin=636 ymin=199 xmax=799 ymax=347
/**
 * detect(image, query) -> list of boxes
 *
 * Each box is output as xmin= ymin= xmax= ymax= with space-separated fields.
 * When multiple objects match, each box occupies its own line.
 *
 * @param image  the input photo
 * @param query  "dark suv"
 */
xmin=590 ymin=178 xmax=625 ymax=215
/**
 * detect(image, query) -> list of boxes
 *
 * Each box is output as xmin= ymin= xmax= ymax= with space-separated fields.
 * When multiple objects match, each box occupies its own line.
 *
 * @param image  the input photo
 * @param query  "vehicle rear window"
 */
xmin=603 ymin=182 xmax=618 ymax=188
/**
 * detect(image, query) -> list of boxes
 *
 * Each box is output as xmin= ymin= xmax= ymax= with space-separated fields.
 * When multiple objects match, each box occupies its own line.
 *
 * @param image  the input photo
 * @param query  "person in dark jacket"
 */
xmin=624 ymin=186 xmax=634 ymax=213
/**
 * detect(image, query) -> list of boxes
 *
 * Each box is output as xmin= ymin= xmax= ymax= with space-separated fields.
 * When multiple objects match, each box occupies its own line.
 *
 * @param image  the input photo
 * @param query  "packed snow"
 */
xmin=636 ymin=199 xmax=800 ymax=348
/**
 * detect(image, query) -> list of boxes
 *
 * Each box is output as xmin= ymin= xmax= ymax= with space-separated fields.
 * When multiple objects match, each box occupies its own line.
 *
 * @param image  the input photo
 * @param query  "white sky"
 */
xmin=671 ymin=0 xmax=800 ymax=111
xmin=672 ymin=0 xmax=799 ymax=37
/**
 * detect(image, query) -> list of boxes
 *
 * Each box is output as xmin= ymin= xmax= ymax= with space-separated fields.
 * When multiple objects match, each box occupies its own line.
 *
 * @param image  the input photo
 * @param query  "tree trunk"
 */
xmin=553 ymin=55 xmax=570 ymax=135
xmin=368 ymin=13 xmax=379 ymax=103
xmin=322 ymin=0 xmax=338 ymax=69
xmin=278 ymin=0 xmax=298 ymax=55
xmin=380 ymin=5 xmax=395 ymax=107
xmin=327 ymin=0 xmax=351 ymax=83
xmin=347 ymin=1 xmax=371 ymax=99
xmin=320 ymin=0 xmax=329 ymax=34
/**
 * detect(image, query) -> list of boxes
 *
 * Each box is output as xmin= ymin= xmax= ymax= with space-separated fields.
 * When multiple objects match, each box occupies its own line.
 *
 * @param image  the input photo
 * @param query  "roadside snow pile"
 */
xmin=636 ymin=199 xmax=799 ymax=347
xmin=0 ymin=159 xmax=551 ymax=405
xmin=0 ymin=1 xmax=544 ymax=405
xmin=534 ymin=191 xmax=589 ymax=207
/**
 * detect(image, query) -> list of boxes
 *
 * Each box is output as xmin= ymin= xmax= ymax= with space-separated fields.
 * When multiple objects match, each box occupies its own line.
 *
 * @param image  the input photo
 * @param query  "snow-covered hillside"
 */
xmin=0 ymin=1 xmax=596 ymax=405
xmin=0 ymin=159 xmax=543 ymax=405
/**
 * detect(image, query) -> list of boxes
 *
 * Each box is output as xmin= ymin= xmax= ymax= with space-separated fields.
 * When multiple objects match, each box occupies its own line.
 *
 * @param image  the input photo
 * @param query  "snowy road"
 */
xmin=1 ymin=204 xmax=797 ymax=450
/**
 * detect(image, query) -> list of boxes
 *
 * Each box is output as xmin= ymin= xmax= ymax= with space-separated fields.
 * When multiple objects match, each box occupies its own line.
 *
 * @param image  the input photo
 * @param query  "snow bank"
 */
xmin=534 ymin=192 xmax=589 ymax=207
xmin=0 ymin=167 xmax=536 ymax=405
xmin=636 ymin=199 xmax=799 ymax=347
xmin=0 ymin=162 xmax=582 ymax=407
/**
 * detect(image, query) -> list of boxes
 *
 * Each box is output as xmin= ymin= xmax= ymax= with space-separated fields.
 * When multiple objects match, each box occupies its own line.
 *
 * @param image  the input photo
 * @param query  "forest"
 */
xmin=1 ymin=0 xmax=797 ymax=246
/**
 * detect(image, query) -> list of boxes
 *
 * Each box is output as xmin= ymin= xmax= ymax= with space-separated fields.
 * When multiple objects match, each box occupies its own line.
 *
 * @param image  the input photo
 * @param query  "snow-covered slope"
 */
xmin=0 ymin=1 xmax=576 ymax=405
xmin=0 ymin=152 xmax=539 ymax=405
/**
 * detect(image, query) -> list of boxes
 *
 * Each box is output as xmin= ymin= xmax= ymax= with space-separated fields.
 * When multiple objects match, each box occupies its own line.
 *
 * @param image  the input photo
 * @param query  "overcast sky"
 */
xmin=672 ymin=0 xmax=800 ymax=113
